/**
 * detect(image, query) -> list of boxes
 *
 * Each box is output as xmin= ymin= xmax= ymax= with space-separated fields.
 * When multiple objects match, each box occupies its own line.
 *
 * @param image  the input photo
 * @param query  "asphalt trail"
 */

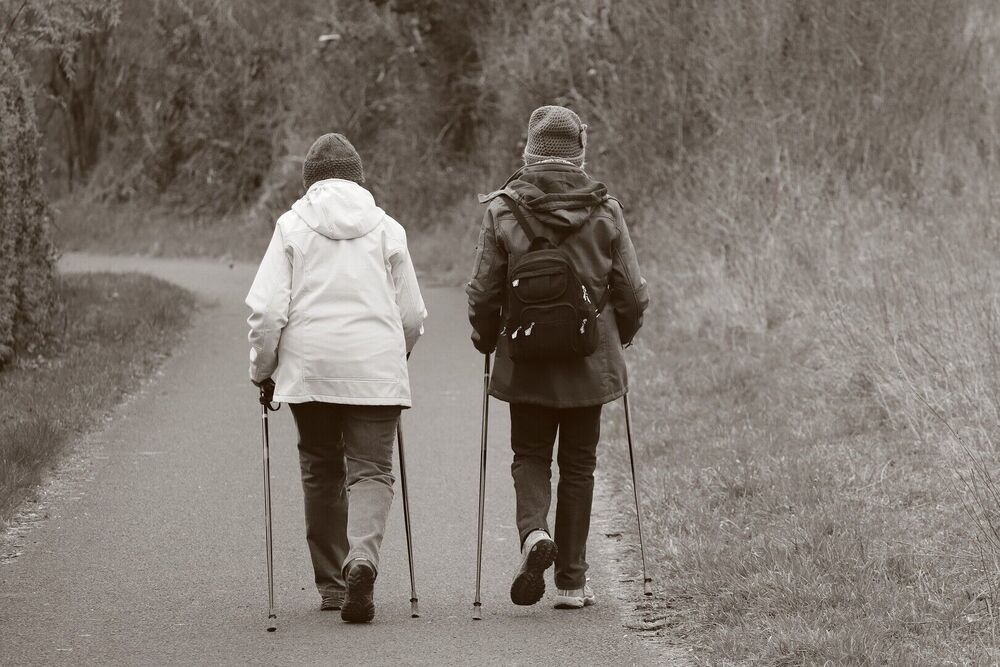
xmin=0 ymin=254 xmax=654 ymax=666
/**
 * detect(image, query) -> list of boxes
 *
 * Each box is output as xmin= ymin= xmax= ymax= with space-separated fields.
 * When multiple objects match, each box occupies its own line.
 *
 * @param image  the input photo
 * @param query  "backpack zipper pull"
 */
xmin=499 ymin=326 xmax=507 ymax=337
xmin=582 ymin=285 xmax=591 ymax=303
xmin=579 ymin=318 xmax=588 ymax=334
xmin=525 ymin=322 xmax=535 ymax=336
xmin=512 ymin=326 xmax=522 ymax=339
xmin=512 ymin=279 xmax=520 ymax=288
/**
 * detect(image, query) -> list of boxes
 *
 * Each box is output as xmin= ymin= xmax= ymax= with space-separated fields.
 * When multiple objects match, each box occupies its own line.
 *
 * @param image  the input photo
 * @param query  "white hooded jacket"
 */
xmin=246 ymin=179 xmax=427 ymax=406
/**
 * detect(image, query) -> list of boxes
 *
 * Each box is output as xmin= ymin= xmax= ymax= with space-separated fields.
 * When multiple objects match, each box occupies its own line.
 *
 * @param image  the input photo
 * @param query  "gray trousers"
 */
xmin=289 ymin=402 xmax=400 ymax=599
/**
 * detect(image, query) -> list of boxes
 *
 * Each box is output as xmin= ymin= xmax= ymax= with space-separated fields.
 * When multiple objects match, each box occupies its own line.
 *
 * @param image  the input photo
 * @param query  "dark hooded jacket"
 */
xmin=466 ymin=161 xmax=649 ymax=407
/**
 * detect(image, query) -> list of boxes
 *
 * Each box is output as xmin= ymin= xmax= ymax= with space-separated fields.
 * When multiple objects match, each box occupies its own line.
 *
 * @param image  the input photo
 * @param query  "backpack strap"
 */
xmin=498 ymin=193 xmax=584 ymax=246
xmin=498 ymin=194 xmax=541 ymax=243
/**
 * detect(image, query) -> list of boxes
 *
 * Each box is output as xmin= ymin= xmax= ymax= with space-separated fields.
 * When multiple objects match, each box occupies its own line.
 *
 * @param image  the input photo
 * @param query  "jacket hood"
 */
xmin=499 ymin=162 xmax=608 ymax=231
xmin=291 ymin=179 xmax=385 ymax=240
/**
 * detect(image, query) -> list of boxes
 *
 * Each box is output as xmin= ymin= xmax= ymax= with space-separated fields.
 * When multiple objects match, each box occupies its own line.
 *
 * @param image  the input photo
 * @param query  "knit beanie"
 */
xmin=523 ymin=105 xmax=587 ymax=167
xmin=302 ymin=133 xmax=365 ymax=189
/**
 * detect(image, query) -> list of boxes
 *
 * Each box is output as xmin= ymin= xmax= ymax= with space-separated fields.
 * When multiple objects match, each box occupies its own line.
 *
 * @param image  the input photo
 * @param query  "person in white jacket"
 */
xmin=246 ymin=133 xmax=426 ymax=623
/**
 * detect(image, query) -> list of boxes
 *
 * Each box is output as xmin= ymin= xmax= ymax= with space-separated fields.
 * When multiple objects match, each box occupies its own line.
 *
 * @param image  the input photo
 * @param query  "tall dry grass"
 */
xmin=597 ymin=150 xmax=1000 ymax=661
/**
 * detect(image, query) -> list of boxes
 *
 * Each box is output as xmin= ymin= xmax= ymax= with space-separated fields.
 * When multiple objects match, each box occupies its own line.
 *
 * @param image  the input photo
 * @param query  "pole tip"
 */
xmin=266 ymin=614 xmax=277 ymax=632
xmin=643 ymin=578 xmax=653 ymax=597
xmin=472 ymin=601 xmax=482 ymax=620
xmin=411 ymin=598 xmax=420 ymax=618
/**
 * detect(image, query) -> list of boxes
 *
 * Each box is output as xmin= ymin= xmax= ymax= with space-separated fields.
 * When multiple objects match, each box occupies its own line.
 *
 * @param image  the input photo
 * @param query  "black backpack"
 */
xmin=499 ymin=194 xmax=607 ymax=363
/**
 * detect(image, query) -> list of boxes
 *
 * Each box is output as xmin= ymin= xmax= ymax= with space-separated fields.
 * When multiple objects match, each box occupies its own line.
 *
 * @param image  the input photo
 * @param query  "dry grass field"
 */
xmin=598 ymin=171 xmax=1000 ymax=663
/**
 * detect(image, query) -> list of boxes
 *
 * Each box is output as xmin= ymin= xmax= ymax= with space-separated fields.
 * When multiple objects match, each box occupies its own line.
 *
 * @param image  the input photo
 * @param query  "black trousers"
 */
xmin=509 ymin=403 xmax=602 ymax=590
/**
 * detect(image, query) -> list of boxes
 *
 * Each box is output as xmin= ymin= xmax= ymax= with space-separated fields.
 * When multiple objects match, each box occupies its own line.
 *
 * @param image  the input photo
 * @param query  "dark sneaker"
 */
xmin=510 ymin=530 xmax=558 ymax=606
xmin=320 ymin=593 xmax=344 ymax=611
xmin=341 ymin=559 xmax=376 ymax=623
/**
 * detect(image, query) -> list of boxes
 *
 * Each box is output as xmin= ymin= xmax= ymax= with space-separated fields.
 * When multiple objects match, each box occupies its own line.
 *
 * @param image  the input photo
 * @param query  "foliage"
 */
xmin=0 ymin=45 xmax=55 ymax=367
xmin=89 ymin=1 xmax=295 ymax=211
xmin=0 ymin=0 xmax=120 ymax=60
xmin=0 ymin=0 xmax=126 ymax=367
xmin=476 ymin=0 xmax=996 ymax=207
xmin=29 ymin=0 xmax=996 ymax=224
xmin=1 ymin=1 xmax=121 ymax=182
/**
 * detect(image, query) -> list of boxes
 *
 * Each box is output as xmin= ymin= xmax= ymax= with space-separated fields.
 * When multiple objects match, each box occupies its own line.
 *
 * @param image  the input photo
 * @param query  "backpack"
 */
xmin=499 ymin=194 xmax=607 ymax=363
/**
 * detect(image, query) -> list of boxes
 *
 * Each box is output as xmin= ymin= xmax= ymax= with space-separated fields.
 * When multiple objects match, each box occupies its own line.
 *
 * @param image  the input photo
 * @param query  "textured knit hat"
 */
xmin=302 ymin=133 xmax=364 ymax=189
xmin=523 ymin=105 xmax=587 ymax=167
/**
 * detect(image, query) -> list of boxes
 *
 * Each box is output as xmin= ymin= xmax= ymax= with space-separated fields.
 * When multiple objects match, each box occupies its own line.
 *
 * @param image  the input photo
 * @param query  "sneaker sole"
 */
xmin=510 ymin=539 xmax=558 ymax=606
xmin=341 ymin=565 xmax=376 ymax=623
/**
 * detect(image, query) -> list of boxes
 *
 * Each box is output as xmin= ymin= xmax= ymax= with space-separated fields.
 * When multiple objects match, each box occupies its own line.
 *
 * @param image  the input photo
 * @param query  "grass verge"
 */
xmin=53 ymin=198 xmax=269 ymax=262
xmin=0 ymin=272 xmax=195 ymax=525
xmin=52 ymin=194 xmax=479 ymax=285
xmin=599 ymin=175 xmax=1000 ymax=664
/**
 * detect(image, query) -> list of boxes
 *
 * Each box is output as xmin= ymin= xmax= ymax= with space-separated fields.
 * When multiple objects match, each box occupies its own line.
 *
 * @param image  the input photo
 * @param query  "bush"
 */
xmin=476 ymin=0 xmax=996 ymax=208
xmin=0 ymin=47 xmax=56 ymax=367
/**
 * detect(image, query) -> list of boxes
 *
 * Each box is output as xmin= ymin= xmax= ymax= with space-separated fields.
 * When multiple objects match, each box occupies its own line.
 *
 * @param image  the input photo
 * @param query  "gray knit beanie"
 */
xmin=523 ymin=105 xmax=587 ymax=167
xmin=302 ymin=133 xmax=364 ymax=189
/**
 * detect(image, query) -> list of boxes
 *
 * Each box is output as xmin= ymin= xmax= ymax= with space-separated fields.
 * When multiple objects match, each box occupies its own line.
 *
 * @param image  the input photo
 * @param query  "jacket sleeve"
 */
xmin=466 ymin=203 xmax=507 ymax=354
xmin=245 ymin=224 xmax=292 ymax=383
xmin=608 ymin=204 xmax=649 ymax=345
xmin=387 ymin=229 xmax=427 ymax=355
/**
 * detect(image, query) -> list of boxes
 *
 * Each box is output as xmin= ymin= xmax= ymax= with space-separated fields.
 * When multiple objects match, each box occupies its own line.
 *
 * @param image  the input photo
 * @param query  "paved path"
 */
xmin=1 ymin=254 xmax=654 ymax=666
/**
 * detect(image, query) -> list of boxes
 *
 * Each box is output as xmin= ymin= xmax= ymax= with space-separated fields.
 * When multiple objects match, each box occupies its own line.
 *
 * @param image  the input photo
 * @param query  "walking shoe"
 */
xmin=553 ymin=583 xmax=596 ymax=609
xmin=341 ymin=559 xmax=376 ymax=623
xmin=320 ymin=593 xmax=344 ymax=611
xmin=510 ymin=530 xmax=558 ymax=606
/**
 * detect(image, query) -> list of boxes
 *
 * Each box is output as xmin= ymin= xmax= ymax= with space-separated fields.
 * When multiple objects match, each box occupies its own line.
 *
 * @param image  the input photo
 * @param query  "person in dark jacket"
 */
xmin=466 ymin=105 xmax=649 ymax=609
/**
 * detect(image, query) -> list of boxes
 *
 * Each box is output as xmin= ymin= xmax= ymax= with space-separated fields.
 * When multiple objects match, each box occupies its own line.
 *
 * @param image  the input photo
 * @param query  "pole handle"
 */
xmin=259 ymin=384 xmax=281 ymax=412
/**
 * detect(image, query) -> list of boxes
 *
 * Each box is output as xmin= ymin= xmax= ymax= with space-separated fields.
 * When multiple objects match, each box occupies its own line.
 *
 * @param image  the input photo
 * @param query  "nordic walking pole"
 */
xmin=472 ymin=353 xmax=491 ymax=620
xmin=622 ymin=390 xmax=653 ymax=596
xmin=396 ymin=418 xmax=420 ymax=618
xmin=260 ymin=390 xmax=279 ymax=632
